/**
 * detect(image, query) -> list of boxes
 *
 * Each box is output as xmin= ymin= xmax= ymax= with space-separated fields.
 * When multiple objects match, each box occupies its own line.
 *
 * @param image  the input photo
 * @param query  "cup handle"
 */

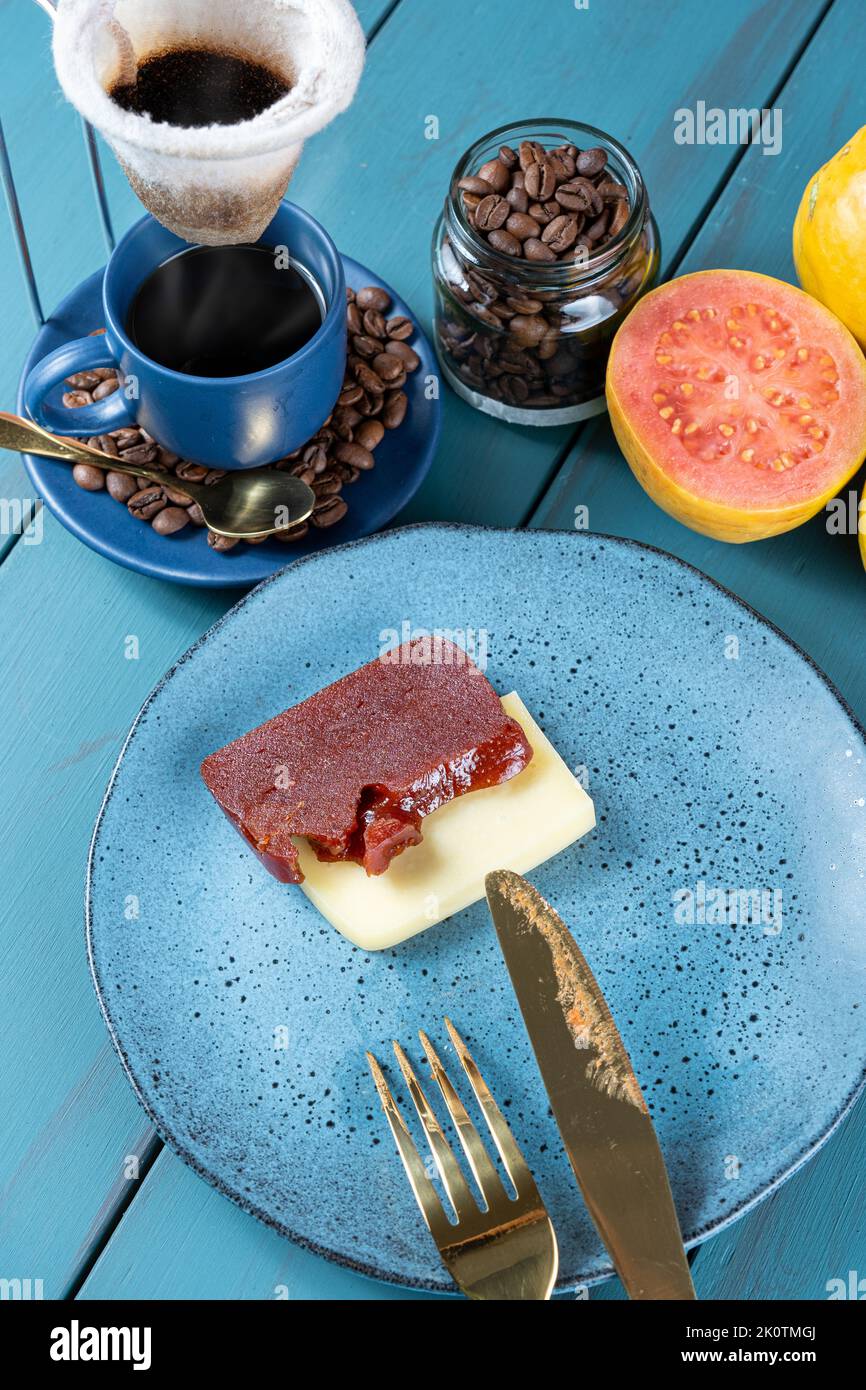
xmin=22 ymin=335 xmax=138 ymax=436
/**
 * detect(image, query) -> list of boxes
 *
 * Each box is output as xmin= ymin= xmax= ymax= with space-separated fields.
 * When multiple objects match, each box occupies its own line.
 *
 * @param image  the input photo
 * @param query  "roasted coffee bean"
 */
xmin=186 ymin=502 xmax=207 ymax=526
xmin=609 ymin=200 xmax=630 ymax=237
xmin=555 ymin=178 xmax=599 ymax=213
xmin=548 ymin=150 xmax=576 ymax=181
xmin=86 ymin=433 xmax=119 ymax=457
xmin=523 ymin=237 xmax=556 ymax=263
xmin=128 ymin=487 xmax=166 ymax=520
xmin=518 ymin=140 xmax=545 ymax=171
xmin=386 ymin=316 xmax=413 ymax=340
xmin=385 ymin=339 xmax=420 ymax=371
xmin=66 ymin=370 xmax=102 ymax=390
xmin=204 ymin=468 xmax=226 ymax=485
xmin=457 ymin=175 xmax=492 ymax=196
xmin=355 ymin=286 xmax=391 ymax=312
xmin=477 ymin=157 xmax=510 ymax=193
xmin=528 ymin=201 xmax=554 ymax=226
xmin=509 ymin=315 xmax=549 ymax=347
xmin=275 ymin=521 xmax=309 ymax=542
xmin=362 ymin=308 xmax=387 ymax=338
xmin=352 ymin=333 xmax=380 ymax=358
xmin=498 ymin=144 xmax=518 ymax=168
xmin=334 ymin=441 xmax=375 ymax=471
xmin=506 ymin=293 xmax=544 ymax=314
xmin=312 ymin=495 xmax=348 ymax=527
xmin=92 ymin=377 xmax=119 ymax=400
xmin=332 ymin=406 xmax=361 ymax=439
xmin=487 ymin=228 xmax=522 ymax=257
xmin=524 ymin=159 xmax=556 ymax=201
xmin=505 ymin=184 xmax=529 ymax=213
xmin=475 ymin=193 xmax=510 ymax=231
xmin=105 ymin=470 xmax=138 ymax=502
xmin=577 ymin=146 xmax=607 ymax=177
xmin=338 ymin=381 xmax=364 ymax=406
xmin=315 ymin=469 xmax=343 ymax=496
xmin=542 ymin=213 xmax=579 ymax=252
xmin=382 ymin=391 xmax=408 ymax=429
xmin=113 ymin=427 xmax=142 ymax=451
xmin=207 ymin=530 xmax=239 ymax=551
xmin=354 ymin=418 xmax=385 ymax=450
xmin=175 ymin=460 xmax=208 ymax=482
xmin=162 ymin=483 xmax=195 ymax=505
xmin=598 ymin=180 xmax=628 ymax=203
xmin=372 ymin=351 xmax=404 ymax=382
xmin=121 ymin=442 xmax=159 ymax=468
xmin=583 ymin=209 xmax=610 ymax=241
xmin=63 ymin=389 xmax=93 ymax=408
xmin=152 ymin=505 xmax=189 ymax=535
xmin=72 ymin=462 xmax=105 ymax=491
xmin=505 ymin=211 xmax=541 ymax=241
xmin=354 ymin=362 xmax=386 ymax=395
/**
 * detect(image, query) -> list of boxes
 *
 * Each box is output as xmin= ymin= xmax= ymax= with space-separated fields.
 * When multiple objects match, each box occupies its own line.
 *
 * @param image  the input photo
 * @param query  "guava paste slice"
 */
xmin=200 ymin=639 xmax=533 ymax=883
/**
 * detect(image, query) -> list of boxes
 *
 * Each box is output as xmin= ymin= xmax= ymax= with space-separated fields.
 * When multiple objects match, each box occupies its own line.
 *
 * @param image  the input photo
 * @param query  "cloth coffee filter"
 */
xmin=52 ymin=0 xmax=365 ymax=244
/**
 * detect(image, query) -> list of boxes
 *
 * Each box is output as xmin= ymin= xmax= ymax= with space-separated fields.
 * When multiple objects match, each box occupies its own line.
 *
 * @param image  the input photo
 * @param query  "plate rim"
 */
xmin=85 ymin=521 xmax=866 ymax=1293
xmin=18 ymin=258 xmax=441 ymax=589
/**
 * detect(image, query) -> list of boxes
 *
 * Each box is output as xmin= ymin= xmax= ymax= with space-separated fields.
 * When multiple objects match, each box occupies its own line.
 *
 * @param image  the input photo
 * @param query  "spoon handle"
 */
xmin=0 ymin=411 xmax=201 ymax=504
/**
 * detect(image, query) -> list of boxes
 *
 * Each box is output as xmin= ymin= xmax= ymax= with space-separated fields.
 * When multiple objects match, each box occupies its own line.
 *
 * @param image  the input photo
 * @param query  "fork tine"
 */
xmin=392 ymin=1041 xmax=479 ymax=1222
xmin=444 ymin=1017 xmax=539 ymax=1198
xmin=365 ymin=1052 xmax=450 ymax=1242
xmin=418 ymin=1029 xmax=510 ymax=1210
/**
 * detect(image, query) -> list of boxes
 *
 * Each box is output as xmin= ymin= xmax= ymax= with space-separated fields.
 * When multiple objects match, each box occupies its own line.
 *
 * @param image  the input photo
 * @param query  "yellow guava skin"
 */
xmin=794 ymin=127 xmax=866 ymax=350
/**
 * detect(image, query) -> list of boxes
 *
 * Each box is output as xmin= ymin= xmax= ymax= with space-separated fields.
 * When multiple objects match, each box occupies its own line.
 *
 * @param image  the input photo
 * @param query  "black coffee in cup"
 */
xmin=127 ymin=245 xmax=324 ymax=377
xmin=109 ymin=47 xmax=291 ymax=127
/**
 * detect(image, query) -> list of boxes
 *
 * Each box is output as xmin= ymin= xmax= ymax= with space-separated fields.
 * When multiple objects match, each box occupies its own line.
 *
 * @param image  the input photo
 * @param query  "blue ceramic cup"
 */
xmin=23 ymin=203 xmax=346 ymax=469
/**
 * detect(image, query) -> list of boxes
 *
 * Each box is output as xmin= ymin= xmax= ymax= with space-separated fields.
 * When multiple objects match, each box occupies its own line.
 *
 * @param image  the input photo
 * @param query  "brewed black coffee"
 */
xmin=110 ymin=47 xmax=291 ymax=127
xmin=127 ymin=245 xmax=323 ymax=377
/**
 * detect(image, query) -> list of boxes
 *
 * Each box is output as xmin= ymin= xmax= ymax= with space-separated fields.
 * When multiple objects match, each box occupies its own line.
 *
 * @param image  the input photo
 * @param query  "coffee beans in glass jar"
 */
xmin=61 ymin=288 xmax=419 ymax=551
xmin=432 ymin=120 xmax=660 ymax=424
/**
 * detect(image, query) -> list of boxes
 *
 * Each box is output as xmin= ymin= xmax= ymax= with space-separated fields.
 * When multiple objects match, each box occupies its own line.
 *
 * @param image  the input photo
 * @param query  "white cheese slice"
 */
xmin=295 ymin=692 xmax=595 ymax=950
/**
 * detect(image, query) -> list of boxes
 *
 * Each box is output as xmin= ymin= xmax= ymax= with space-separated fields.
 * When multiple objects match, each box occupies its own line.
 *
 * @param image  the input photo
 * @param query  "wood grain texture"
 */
xmin=77 ymin=1150 xmax=440 ymax=1301
xmin=0 ymin=0 xmax=851 ymax=1302
xmin=531 ymin=0 xmax=865 ymax=1300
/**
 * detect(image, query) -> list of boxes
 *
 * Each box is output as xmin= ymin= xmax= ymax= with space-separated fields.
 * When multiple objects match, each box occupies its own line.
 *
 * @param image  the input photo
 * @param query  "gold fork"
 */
xmin=366 ymin=1017 xmax=558 ymax=1300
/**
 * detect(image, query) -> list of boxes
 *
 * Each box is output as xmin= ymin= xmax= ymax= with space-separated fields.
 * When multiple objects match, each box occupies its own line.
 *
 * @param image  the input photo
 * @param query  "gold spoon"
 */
xmin=0 ymin=411 xmax=315 ymax=538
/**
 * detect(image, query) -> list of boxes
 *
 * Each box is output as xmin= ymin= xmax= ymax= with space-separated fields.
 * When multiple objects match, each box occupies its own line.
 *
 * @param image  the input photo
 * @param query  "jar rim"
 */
xmin=446 ymin=117 xmax=649 ymax=287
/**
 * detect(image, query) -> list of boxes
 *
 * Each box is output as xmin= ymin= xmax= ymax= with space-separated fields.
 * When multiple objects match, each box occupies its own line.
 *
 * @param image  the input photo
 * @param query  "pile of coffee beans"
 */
xmin=456 ymin=140 xmax=630 ymax=263
xmin=64 ymin=287 xmax=417 ymax=550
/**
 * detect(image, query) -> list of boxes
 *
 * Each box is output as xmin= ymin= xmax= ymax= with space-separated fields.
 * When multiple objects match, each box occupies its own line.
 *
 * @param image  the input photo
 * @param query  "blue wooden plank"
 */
xmin=0 ymin=0 xmax=839 ymax=1302
xmin=77 ymin=1151 xmax=440 ymax=1301
xmin=531 ymin=0 xmax=865 ymax=1300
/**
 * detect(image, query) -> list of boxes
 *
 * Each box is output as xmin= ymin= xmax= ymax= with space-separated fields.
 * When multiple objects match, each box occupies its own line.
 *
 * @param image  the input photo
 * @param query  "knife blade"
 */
xmin=485 ymin=869 xmax=695 ymax=1300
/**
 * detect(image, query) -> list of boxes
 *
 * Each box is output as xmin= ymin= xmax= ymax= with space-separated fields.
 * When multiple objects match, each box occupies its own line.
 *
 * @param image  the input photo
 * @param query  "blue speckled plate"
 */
xmin=86 ymin=525 xmax=866 ymax=1292
xmin=18 ymin=258 xmax=440 ymax=588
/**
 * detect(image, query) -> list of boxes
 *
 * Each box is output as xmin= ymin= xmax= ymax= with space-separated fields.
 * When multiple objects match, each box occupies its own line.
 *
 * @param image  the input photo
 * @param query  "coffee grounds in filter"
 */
xmin=52 ymin=0 xmax=365 ymax=245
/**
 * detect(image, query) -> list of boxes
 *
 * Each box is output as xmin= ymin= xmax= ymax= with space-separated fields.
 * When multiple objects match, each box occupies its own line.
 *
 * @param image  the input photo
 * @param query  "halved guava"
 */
xmin=606 ymin=269 xmax=866 ymax=542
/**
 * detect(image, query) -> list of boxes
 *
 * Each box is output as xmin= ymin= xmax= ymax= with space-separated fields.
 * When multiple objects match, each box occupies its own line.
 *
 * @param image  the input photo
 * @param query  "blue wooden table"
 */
xmin=1 ymin=0 xmax=863 ymax=1301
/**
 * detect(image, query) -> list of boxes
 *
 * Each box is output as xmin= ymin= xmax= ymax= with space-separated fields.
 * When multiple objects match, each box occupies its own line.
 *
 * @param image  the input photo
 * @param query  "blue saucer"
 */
xmin=18 ymin=258 xmax=440 ymax=587
xmin=87 ymin=525 xmax=866 ymax=1291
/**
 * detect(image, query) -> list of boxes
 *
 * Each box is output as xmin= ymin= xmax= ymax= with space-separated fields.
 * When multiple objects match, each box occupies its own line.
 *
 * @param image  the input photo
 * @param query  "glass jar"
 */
xmin=432 ymin=119 xmax=660 ymax=425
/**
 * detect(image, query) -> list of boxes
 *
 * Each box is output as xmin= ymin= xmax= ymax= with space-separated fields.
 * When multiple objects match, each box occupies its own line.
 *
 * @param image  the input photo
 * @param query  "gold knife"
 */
xmin=485 ymin=869 xmax=696 ymax=1300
